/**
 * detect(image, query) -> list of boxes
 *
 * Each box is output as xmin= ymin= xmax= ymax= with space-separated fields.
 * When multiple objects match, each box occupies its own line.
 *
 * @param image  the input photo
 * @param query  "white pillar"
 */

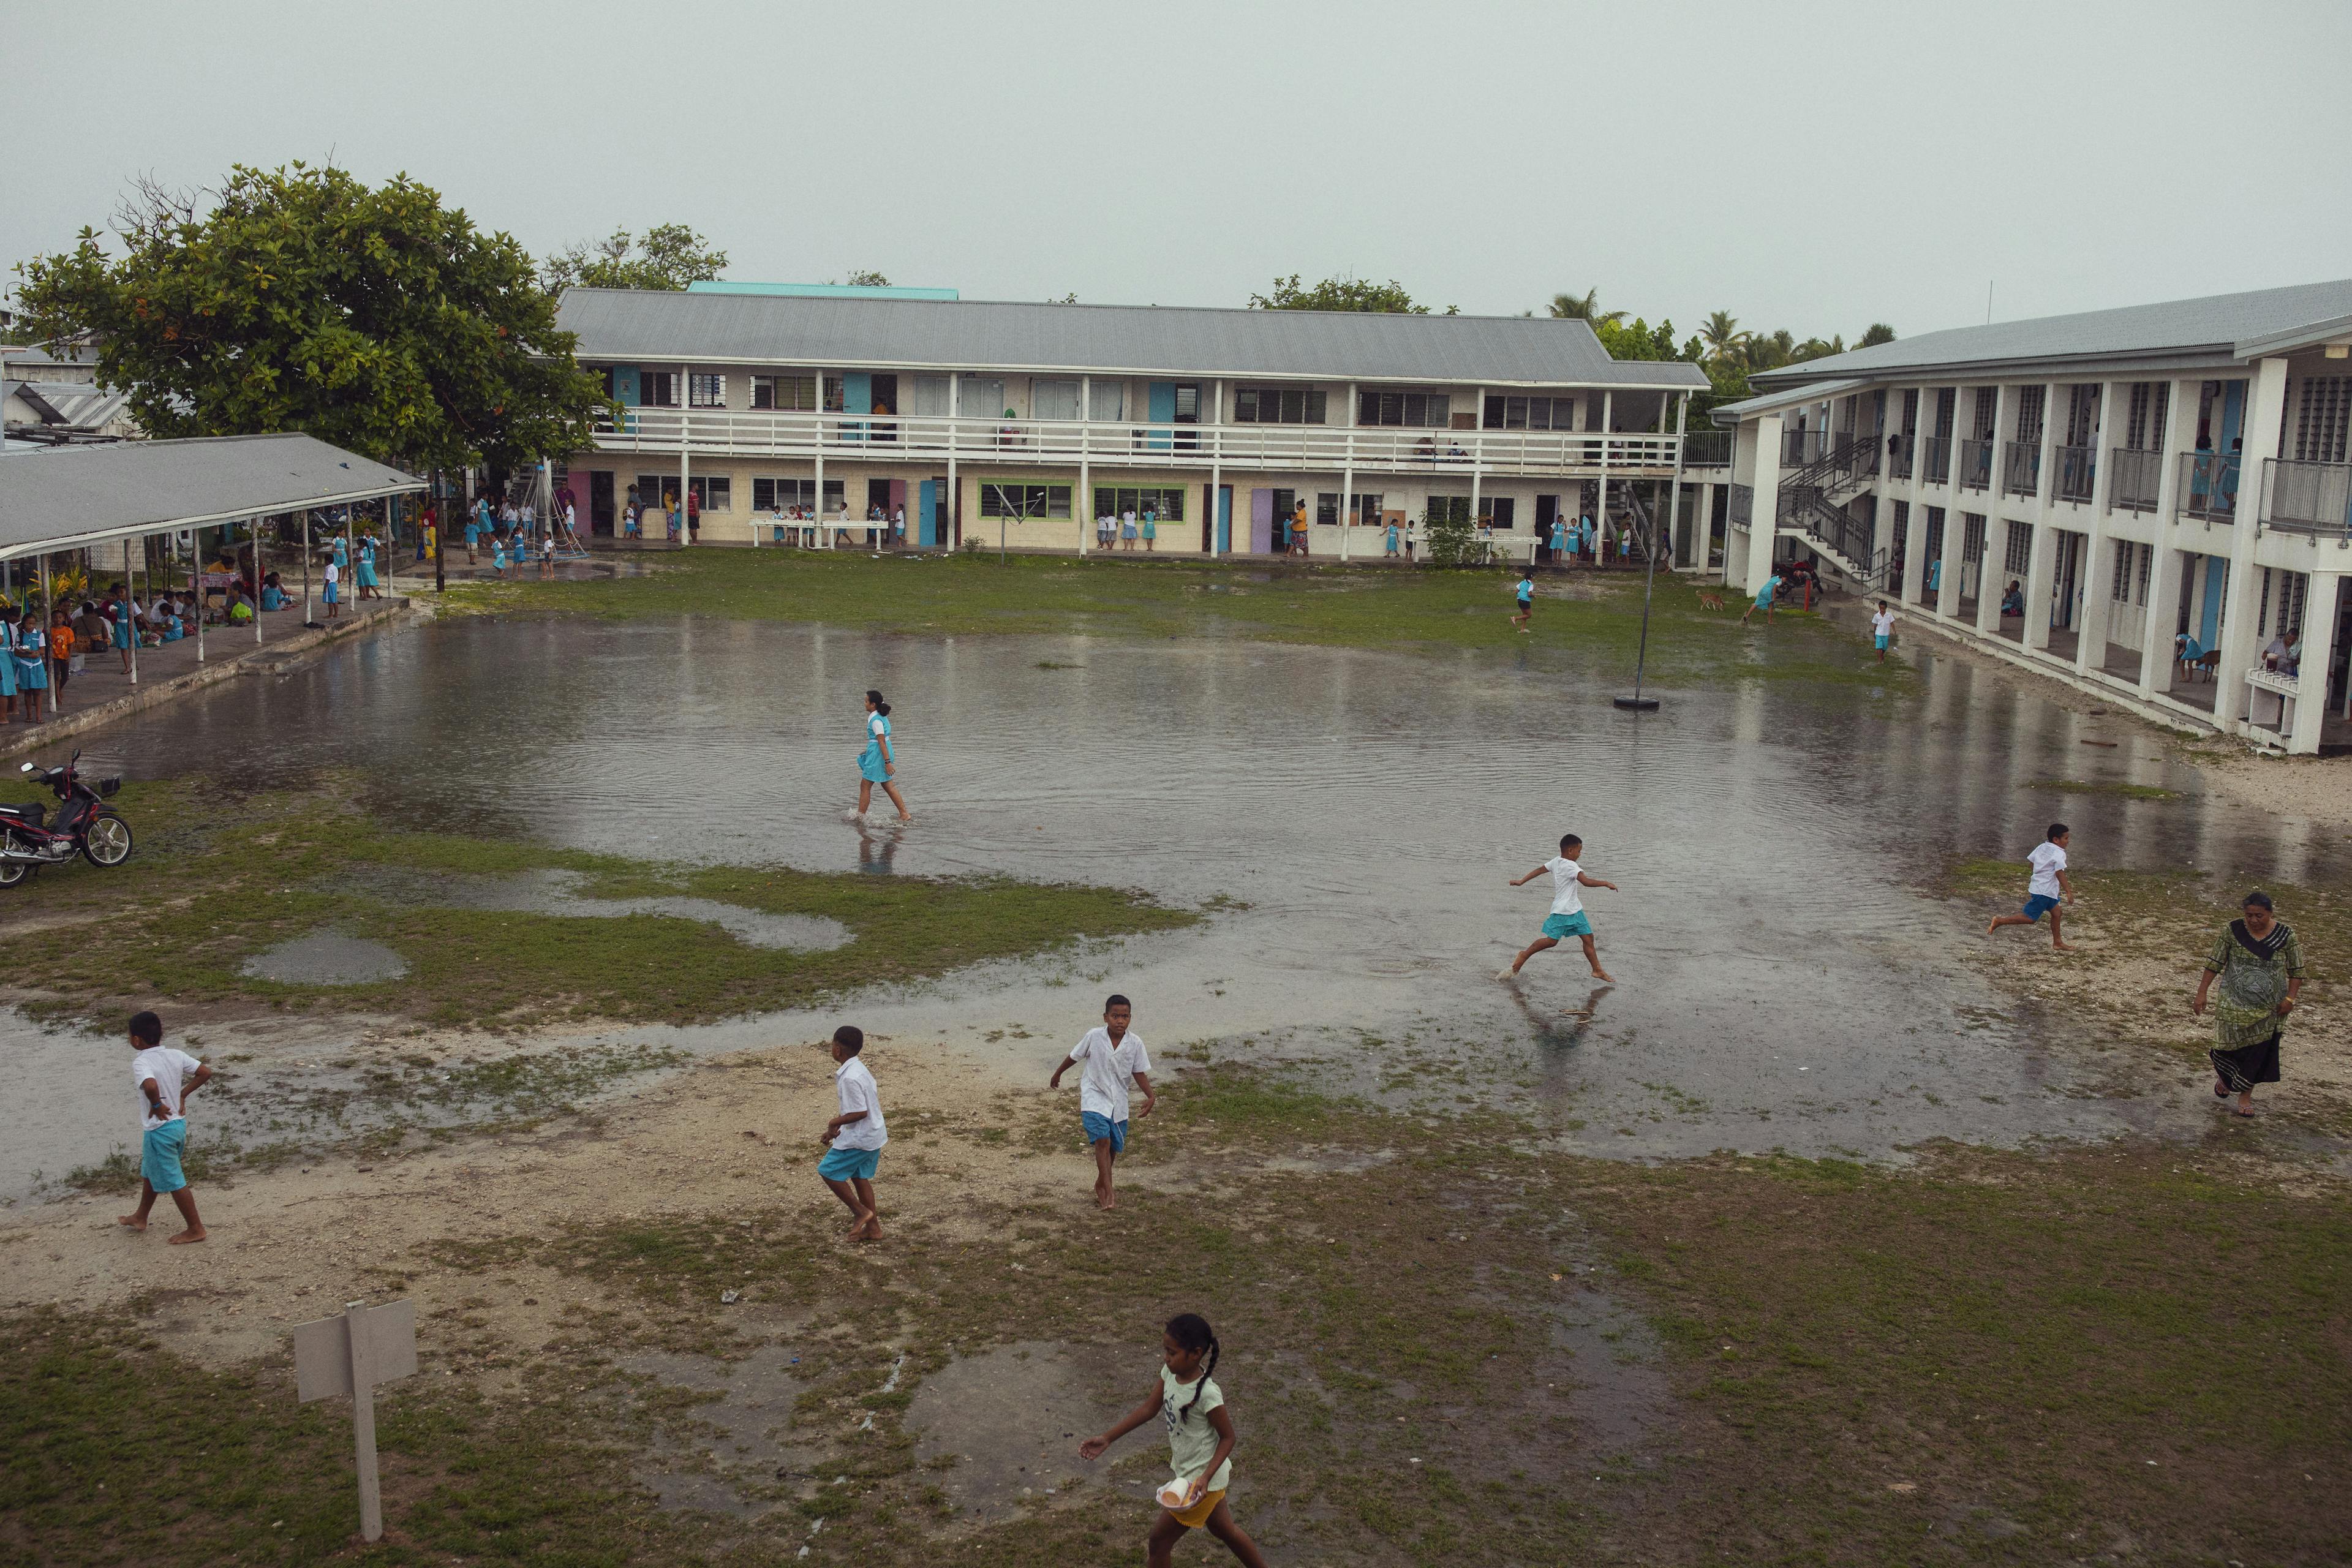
xmin=2023 ymin=515 xmax=2060 ymax=651
xmin=1974 ymin=386 xmax=2010 ymax=637
xmin=1078 ymin=375 xmax=1091 ymax=556
xmin=946 ymin=375 xmax=958 ymax=551
xmin=1209 ymin=379 xmax=1223 ymax=556
xmin=2074 ymin=380 xmax=2125 ymax=674
xmin=1340 ymin=380 xmax=1357 ymax=562
xmin=1746 ymin=411 xmax=1782 ymax=597
xmin=1665 ymin=391 xmax=1687 ymax=571
xmin=2288 ymin=574 xmax=2343 ymax=753
xmin=253 ymin=518 xmax=266 ymax=645
xmin=123 ymin=539 xmax=138 ymax=685
xmin=2139 ymin=376 xmax=2199 ymax=696
xmin=2218 ymin=358 xmax=2290 ymax=729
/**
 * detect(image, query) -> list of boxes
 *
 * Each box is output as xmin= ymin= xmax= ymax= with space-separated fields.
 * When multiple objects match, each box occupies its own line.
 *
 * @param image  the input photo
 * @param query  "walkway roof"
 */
xmin=1746 ymin=277 xmax=2352 ymax=393
xmin=557 ymin=288 xmax=1709 ymax=392
xmin=1 ymin=434 xmax=423 ymax=562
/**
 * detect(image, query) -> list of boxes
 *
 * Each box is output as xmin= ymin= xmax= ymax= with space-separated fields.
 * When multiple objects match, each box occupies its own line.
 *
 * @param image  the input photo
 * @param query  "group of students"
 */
xmin=619 ymin=486 xmax=692 ymax=544
xmin=0 ymin=584 xmax=210 ymax=723
xmin=465 ymin=498 xmax=560 ymax=579
xmin=1096 ymin=505 xmax=1161 ymax=551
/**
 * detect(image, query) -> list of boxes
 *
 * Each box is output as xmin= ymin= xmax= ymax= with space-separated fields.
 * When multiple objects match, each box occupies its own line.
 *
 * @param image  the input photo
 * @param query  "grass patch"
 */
xmin=2026 ymin=777 xmax=2182 ymax=800
xmin=0 ymin=777 xmax=1198 ymax=1031
xmin=447 ymin=549 xmax=1910 ymax=690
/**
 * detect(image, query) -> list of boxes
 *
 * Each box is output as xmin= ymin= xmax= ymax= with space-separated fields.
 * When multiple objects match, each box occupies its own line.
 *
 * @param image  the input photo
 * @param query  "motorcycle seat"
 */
xmin=0 ymin=802 xmax=45 ymax=829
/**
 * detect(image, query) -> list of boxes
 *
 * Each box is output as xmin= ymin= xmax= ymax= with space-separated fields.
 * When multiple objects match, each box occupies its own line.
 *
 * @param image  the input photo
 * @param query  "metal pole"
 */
xmin=195 ymin=540 xmax=206 ymax=665
xmin=252 ymin=519 xmax=265 ymax=645
xmin=39 ymin=554 xmax=55 ymax=716
xmin=124 ymin=539 xmax=138 ymax=685
xmin=302 ymin=510 xmax=314 ymax=622
xmin=1614 ymin=402 xmax=1673 ymax=715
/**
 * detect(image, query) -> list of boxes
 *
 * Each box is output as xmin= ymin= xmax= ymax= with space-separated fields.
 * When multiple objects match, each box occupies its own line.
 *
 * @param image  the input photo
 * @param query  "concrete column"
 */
xmin=2023 ymin=516 xmax=2060 ymax=650
xmin=2074 ymin=380 xmax=2125 ymax=674
xmin=2217 ymin=358 xmax=2290 ymax=729
xmin=1973 ymin=385 xmax=2010 ymax=636
xmin=2034 ymin=379 xmax=2060 ymax=512
xmin=1079 ymin=375 xmax=1091 ymax=556
xmin=2287 ymin=574 xmax=2344 ymax=753
xmin=1340 ymin=381 xmax=1357 ymax=562
xmin=2139 ymin=377 xmax=2200 ymax=696
xmin=1934 ymin=508 xmax=1962 ymax=621
xmin=1745 ymin=412 xmax=1784 ymax=597
xmin=1901 ymin=383 xmax=1929 ymax=603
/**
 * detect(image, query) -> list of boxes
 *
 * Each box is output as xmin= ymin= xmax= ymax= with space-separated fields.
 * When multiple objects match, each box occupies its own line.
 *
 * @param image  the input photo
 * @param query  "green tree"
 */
xmin=1547 ymin=288 xmax=1624 ymax=326
xmin=839 ymin=268 xmax=891 ymax=288
xmin=1250 ymin=274 xmax=1453 ymax=314
xmin=16 ymin=162 xmax=609 ymax=472
xmin=542 ymin=223 xmax=728 ymax=293
xmin=1859 ymin=322 xmax=1897 ymax=347
xmin=1700 ymin=309 xmax=1746 ymax=361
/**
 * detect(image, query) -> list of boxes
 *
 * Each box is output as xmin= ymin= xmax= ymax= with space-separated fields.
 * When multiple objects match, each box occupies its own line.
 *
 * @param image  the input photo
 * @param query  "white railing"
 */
xmin=2261 ymin=459 xmax=2352 ymax=538
xmin=592 ymin=409 xmax=1684 ymax=475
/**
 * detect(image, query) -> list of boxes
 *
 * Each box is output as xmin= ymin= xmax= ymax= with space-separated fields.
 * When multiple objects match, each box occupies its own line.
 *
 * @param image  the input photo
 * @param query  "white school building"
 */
xmin=1715 ymin=279 xmax=2352 ymax=755
xmin=552 ymin=284 xmax=1714 ymax=564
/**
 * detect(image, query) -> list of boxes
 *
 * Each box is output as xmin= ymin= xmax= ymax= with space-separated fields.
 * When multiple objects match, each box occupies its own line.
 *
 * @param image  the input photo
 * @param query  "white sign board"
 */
xmin=292 ymin=1299 xmax=417 ymax=1542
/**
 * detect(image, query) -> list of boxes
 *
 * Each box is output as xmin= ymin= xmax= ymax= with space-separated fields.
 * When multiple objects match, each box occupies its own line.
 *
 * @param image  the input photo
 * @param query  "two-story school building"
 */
xmin=1713 ymin=278 xmax=2352 ymax=755
xmin=552 ymin=285 xmax=1714 ymax=564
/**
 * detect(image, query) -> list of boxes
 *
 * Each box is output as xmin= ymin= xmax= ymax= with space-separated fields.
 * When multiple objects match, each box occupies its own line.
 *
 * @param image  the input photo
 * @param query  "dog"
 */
xmin=1697 ymin=589 xmax=1725 ymax=611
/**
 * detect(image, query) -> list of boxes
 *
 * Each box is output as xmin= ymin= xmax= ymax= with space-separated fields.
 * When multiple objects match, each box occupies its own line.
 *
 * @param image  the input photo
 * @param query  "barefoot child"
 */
xmin=1078 ymin=1313 xmax=1270 ymax=1568
xmin=1987 ymin=822 xmax=2075 ymax=950
xmin=854 ymin=689 xmax=913 ymax=823
xmin=1871 ymin=598 xmax=1896 ymax=662
xmin=1510 ymin=568 xmax=1536 ymax=631
xmin=1049 ymin=993 xmax=1156 ymax=1209
xmin=1501 ymin=833 xmax=1618 ymax=982
xmin=817 ymin=1024 xmax=886 ymax=1242
xmin=1740 ymin=568 xmax=1784 ymax=625
xmin=118 ymin=1011 xmax=210 ymax=1244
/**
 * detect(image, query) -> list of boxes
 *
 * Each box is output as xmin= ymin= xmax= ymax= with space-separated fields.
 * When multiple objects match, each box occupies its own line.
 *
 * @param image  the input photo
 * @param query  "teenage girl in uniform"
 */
xmin=854 ymin=689 xmax=913 ymax=822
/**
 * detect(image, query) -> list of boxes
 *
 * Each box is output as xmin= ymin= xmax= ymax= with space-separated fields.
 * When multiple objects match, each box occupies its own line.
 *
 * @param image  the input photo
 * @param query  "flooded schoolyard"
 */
xmin=7 ymin=606 xmax=2341 ymax=1204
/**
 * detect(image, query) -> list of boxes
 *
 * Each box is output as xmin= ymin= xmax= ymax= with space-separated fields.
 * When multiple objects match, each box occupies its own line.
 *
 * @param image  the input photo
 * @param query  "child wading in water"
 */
xmin=118 ymin=1010 xmax=211 ymax=1244
xmin=1049 ymin=993 xmax=1155 ymax=1209
xmin=1079 ymin=1313 xmax=1270 ymax=1568
xmin=854 ymin=689 xmax=913 ymax=823
xmin=1987 ymin=821 xmax=2075 ymax=950
xmin=1501 ymin=833 xmax=1618 ymax=982
xmin=817 ymin=1024 xmax=886 ymax=1242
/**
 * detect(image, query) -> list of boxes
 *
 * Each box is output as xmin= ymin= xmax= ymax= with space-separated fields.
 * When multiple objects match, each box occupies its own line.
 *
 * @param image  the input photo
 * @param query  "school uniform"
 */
xmin=858 ymin=711 xmax=894 ymax=783
xmin=818 ymin=1055 xmax=887 ymax=1183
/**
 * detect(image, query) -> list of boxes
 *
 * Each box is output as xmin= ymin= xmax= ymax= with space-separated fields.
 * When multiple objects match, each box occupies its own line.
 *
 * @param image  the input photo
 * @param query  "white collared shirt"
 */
xmin=1068 ymin=1026 xmax=1152 ymax=1122
xmin=831 ymin=1057 xmax=887 ymax=1150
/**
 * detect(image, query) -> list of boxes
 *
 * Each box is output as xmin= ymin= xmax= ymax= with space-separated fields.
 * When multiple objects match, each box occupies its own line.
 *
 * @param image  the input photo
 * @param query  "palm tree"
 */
xmin=1740 ymin=329 xmax=1797 ymax=373
xmin=1700 ymin=309 xmax=1746 ymax=362
xmin=1548 ymin=288 xmax=1625 ymax=326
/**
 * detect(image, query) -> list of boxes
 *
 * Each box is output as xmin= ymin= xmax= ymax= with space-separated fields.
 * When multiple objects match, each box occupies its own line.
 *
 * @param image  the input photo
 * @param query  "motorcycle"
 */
xmin=0 ymin=751 xmax=134 ymax=888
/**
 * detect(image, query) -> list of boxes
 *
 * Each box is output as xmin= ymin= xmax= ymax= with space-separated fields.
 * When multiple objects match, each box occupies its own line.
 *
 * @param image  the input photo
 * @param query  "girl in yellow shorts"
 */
xmin=1079 ymin=1312 xmax=1269 ymax=1567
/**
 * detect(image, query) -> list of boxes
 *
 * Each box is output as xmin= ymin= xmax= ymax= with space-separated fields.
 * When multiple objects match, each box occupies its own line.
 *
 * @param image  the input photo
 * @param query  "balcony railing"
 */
xmin=2261 ymin=458 xmax=2352 ymax=538
xmin=2053 ymin=445 xmax=2095 ymax=503
xmin=1783 ymin=428 xmax=1830 ymax=467
xmin=590 ymin=408 xmax=1685 ymax=477
xmin=2108 ymin=447 xmax=2162 ymax=513
xmin=1919 ymin=434 xmax=1951 ymax=484
xmin=2001 ymin=439 xmax=2042 ymax=498
xmin=2177 ymin=450 xmax=2241 ymax=522
xmin=1958 ymin=437 xmax=1994 ymax=491
xmin=1887 ymin=434 xmax=1913 ymax=481
xmin=1728 ymin=482 xmax=1754 ymax=531
xmin=1681 ymin=430 xmax=1732 ymax=469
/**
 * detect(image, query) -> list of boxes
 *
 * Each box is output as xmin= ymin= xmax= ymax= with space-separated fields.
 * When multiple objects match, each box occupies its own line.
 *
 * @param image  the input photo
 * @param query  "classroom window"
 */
xmin=1317 ymin=493 xmax=1339 ymax=526
xmin=1482 ymin=497 xmax=1517 ymax=527
xmin=1233 ymin=386 xmax=1327 ymax=424
xmin=1480 ymin=395 xmax=1573 ymax=431
xmin=979 ymin=483 xmax=1073 ymax=518
xmin=1961 ymin=512 xmax=1986 ymax=563
xmin=639 ymin=371 xmax=679 ymax=408
xmin=1359 ymin=391 xmax=1452 ymax=428
xmin=2136 ymin=541 xmax=2153 ymax=603
xmin=2003 ymin=520 xmax=2032 ymax=576
xmin=1088 ymin=381 xmax=1127 ymax=421
xmin=688 ymin=373 xmax=726 ymax=409
xmin=2111 ymin=541 xmax=2135 ymax=602
xmin=1425 ymin=495 xmax=1471 ymax=525
xmin=1091 ymin=487 xmax=1186 ymax=521
xmin=1032 ymin=379 xmax=1082 ymax=421
xmin=757 ymin=477 xmax=832 ymax=512
xmin=752 ymin=375 xmax=818 ymax=412
xmin=823 ymin=377 xmax=846 ymax=413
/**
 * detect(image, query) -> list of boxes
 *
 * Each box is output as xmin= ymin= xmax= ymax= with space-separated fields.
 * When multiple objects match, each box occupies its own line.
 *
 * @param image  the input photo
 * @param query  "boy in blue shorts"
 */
xmin=818 ymin=1025 xmax=887 ymax=1242
xmin=118 ymin=1010 xmax=211 ymax=1244
xmin=1871 ymin=599 xmax=1896 ymax=661
xmin=1050 ymin=994 xmax=1156 ymax=1210
xmin=1987 ymin=823 xmax=2075 ymax=951
xmin=1501 ymin=834 xmax=1618 ymax=982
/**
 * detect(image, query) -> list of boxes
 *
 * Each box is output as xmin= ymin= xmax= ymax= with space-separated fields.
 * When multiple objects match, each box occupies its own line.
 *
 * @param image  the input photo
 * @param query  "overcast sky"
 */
xmin=9 ymin=0 xmax=2350 ymax=343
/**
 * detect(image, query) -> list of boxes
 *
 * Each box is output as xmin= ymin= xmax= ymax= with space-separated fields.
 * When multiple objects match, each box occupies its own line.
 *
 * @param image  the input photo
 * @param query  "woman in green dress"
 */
xmin=2191 ymin=891 xmax=2305 ymax=1117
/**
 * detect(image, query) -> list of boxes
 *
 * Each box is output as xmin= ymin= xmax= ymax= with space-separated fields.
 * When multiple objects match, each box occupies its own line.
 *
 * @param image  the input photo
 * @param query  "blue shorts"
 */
xmin=1541 ymin=911 xmax=1593 ymax=940
xmin=1081 ymin=1112 xmax=1128 ymax=1153
xmin=1875 ymin=635 xmax=1890 ymax=649
xmin=2020 ymin=894 xmax=2060 ymax=921
xmin=141 ymin=1121 xmax=189 ymax=1193
xmin=818 ymin=1145 xmax=881 ymax=1182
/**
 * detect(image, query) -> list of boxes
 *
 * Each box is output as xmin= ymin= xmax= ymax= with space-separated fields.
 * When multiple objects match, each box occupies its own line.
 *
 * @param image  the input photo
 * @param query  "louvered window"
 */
xmin=2290 ymin=377 xmax=2350 ymax=463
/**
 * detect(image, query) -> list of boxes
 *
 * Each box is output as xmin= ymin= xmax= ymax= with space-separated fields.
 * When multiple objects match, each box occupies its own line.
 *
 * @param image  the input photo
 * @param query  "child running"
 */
xmin=1500 ymin=832 xmax=1618 ymax=982
xmin=1870 ymin=598 xmax=1896 ymax=661
xmin=1987 ymin=821 xmax=2075 ymax=951
xmin=1510 ymin=568 xmax=1536 ymax=631
xmin=1049 ymin=993 xmax=1156 ymax=1209
xmin=1079 ymin=1313 xmax=1270 ymax=1568
xmin=816 ymin=1024 xmax=886 ymax=1242
xmin=118 ymin=1011 xmax=211 ymax=1243
xmin=854 ymin=688 xmax=912 ymax=822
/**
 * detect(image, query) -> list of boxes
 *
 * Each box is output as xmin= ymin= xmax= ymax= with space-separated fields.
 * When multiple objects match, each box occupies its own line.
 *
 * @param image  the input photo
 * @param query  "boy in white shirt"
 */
xmin=818 ymin=1025 xmax=888 ymax=1242
xmin=1870 ymin=599 xmax=1898 ymax=662
xmin=118 ymin=1010 xmax=211 ymax=1243
xmin=1500 ymin=833 xmax=1619 ymax=983
xmin=1049 ymin=993 xmax=1156 ymax=1210
xmin=1988 ymin=823 xmax=2075 ymax=950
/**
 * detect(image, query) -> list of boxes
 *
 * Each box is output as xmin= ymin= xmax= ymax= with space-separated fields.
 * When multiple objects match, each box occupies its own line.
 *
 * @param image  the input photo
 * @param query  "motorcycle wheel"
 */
xmin=82 ymin=813 xmax=134 ymax=867
xmin=0 ymin=860 xmax=26 ymax=889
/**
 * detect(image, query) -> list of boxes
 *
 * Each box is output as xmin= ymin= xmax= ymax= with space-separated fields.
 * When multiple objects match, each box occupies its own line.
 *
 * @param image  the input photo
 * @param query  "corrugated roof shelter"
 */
xmin=557 ymin=288 xmax=1709 ymax=391
xmin=1747 ymin=277 xmax=2352 ymax=389
xmin=1 ymin=433 xmax=424 ymax=562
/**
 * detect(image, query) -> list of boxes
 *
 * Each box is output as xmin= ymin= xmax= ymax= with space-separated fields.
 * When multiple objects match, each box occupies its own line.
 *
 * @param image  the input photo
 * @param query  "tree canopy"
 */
xmin=541 ymin=223 xmax=728 ymax=293
xmin=1250 ymin=274 xmax=1457 ymax=315
xmin=15 ymin=163 xmax=609 ymax=472
xmin=1546 ymin=292 xmax=1899 ymax=418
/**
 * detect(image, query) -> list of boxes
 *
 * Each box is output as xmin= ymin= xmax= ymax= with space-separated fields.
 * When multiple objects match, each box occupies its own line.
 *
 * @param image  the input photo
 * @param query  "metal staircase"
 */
xmin=1782 ymin=488 xmax=1889 ymax=588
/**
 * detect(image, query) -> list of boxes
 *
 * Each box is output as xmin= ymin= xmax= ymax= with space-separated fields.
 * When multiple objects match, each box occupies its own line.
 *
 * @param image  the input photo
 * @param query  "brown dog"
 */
xmin=1697 ymin=590 xmax=1725 ymax=611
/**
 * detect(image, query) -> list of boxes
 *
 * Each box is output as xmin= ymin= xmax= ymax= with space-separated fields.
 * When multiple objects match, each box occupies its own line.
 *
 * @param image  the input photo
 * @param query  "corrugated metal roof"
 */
xmin=1749 ymin=277 xmax=2352 ymax=390
xmin=5 ymin=379 xmax=134 ymax=432
xmin=1 ymin=434 xmax=423 ymax=560
xmin=1710 ymin=378 xmax=1869 ymax=426
xmin=557 ymin=288 xmax=1709 ymax=390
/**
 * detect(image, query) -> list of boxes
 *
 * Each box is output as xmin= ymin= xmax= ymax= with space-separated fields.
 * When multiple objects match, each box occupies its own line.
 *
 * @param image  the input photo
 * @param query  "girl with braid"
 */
xmin=1079 ymin=1313 xmax=1270 ymax=1567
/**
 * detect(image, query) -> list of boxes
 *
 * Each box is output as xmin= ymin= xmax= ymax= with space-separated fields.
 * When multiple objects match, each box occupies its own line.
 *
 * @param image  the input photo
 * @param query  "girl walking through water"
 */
xmin=854 ymin=689 xmax=912 ymax=822
xmin=1079 ymin=1313 xmax=1270 ymax=1568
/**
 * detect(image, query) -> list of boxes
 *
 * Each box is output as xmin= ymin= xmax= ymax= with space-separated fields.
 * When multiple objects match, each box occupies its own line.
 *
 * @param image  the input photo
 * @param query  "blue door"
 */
xmin=918 ymin=481 xmax=939 ymax=548
xmin=1147 ymin=381 xmax=1175 ymax=451
xmin=1216 ymin=486 xmax=1232 ymax=554
xmin=612 ymin=366 xmax=640 ymax=434
xmin=2199 ymin=556 xmax=2224 ymax=650
xmin=843 ymin=372 xmax=871 ymax=443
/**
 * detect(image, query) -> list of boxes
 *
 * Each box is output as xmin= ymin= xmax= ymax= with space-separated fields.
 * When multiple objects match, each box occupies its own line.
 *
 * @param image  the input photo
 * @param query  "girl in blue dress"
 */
xmin=0 ymin=606 xmax=18 ymax=723
xmin=854 ymin=690 xmax=911 ymax=822
xmin=357 ymin=537 xmax=380 ymax=599
xmin=14 ymin=608 xmax=48 ymax=722
xmin=492 ymin=536 xmax=510 ymax=578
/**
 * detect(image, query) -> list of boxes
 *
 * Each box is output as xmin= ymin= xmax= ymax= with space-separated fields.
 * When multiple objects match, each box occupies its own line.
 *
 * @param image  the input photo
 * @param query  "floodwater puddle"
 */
xmin=241 ymin=932 xmax=409 ymax=985
xmin=622 ymin=1345 xmax=815 ymax=1517
xmin=356 ymin=865 xmax=851 ymax=952
xmin=907 ymin=1341 xmax=1147 ymax=1520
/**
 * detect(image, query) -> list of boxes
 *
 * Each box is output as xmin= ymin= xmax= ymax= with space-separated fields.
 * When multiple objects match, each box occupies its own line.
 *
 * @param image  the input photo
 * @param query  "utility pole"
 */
xmin=432 ymin=469 xmax=446 ymax=592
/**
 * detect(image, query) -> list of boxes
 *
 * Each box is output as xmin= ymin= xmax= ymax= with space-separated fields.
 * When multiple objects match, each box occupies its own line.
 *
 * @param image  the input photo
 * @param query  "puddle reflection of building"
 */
xmin=1512 ymin=982 xmax=1612 ymax=1090
xmin=856 ymin=821 xmax=902 ymax=873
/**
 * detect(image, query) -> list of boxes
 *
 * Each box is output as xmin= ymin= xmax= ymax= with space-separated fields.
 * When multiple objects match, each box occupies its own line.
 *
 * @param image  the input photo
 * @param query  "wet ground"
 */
xmin=6 ymin=609 xmax=2346 ymax=1204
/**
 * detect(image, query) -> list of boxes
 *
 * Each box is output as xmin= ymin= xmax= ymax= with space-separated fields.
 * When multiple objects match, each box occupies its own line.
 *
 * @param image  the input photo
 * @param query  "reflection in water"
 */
xmin=35 ymin=612 xmax=2350 ymax=1170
